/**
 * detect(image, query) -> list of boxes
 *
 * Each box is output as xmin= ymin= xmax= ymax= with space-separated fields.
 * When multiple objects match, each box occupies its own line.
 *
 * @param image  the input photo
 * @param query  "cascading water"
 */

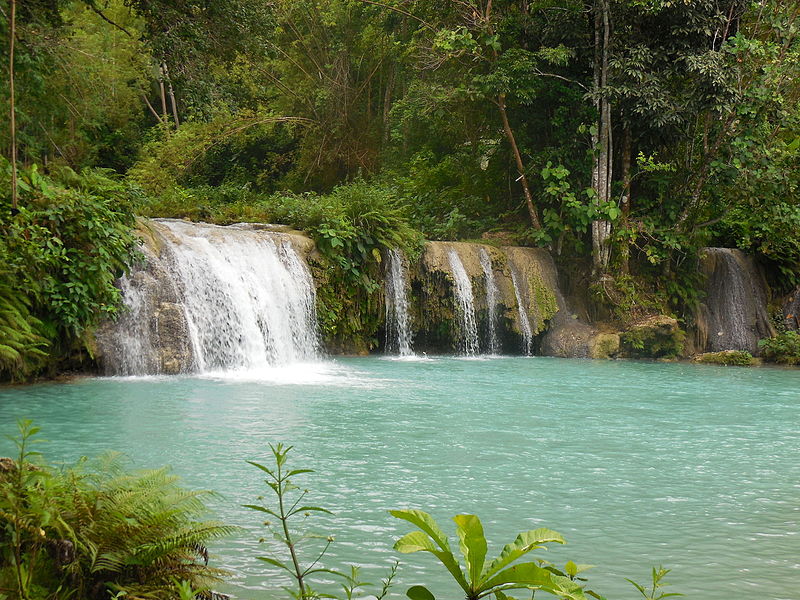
xmin=447 ymin=249 xmax=480 ymax=356
xmin=108 ymin=273 xmax=156 ymax=375
xmin=102 ymin=220 xmax=322 ymax=375
xmin=510 ymin=268 xmax=533 ymax=355
xmin=161 ymin=220 xmax=320 ymax=371
xmin=384 ymin=249 xmax=414 ymax=356
xmin=479 ymin=248 xmax=500 ymax=354
xmin=699 ymin=247 xmax=773 ymax=354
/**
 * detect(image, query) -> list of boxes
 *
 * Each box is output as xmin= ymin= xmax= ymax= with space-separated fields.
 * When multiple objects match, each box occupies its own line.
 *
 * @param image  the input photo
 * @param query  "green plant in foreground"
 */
xmin=626 ymin=566 xmax=683 ymax=599
xmin=390 ymin=510 xmax=604 ymax=600
xmin=1 ymin=421 xmax=235 ymax=599
xmin=245 ymin=444 xmax=397 ymax=600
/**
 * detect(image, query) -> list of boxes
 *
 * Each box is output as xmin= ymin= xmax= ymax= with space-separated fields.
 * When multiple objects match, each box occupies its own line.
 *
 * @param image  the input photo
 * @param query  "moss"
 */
xmin=528 ymin=274 xmax=558 ymax=334
xmin=620 ymin=315 xmax=686 ymax=359
xmin=693 ymin=351 xmax=756 ymax=366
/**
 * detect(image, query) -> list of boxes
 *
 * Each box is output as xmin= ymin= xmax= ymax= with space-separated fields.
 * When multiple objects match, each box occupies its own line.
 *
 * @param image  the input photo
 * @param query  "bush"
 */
xmin=0 ymin=421 xmax=235 ymax=599
xmin=0 ymin=161 xmax=141 ymax=380
xmin=759 ymin=331 xmax=800 ymax=365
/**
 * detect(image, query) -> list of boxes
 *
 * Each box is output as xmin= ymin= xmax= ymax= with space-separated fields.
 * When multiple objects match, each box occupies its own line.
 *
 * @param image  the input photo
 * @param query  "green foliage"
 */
xmin=391 ymin=510 xmax=605 ymax=600
xmin=626 ymin=566 xmax=682 ymax=599
xmin=0 ymin=161 xmax=140 ymax=380
xmin=245 ymin=444 xmax=397 ymax=600
xmin=758 ymin=332 xmax=800 ymax=365
xmin=693 ymin=351 xmax=756 ymax=367
xmin=0 ymin=421 xmax=234 ymax=599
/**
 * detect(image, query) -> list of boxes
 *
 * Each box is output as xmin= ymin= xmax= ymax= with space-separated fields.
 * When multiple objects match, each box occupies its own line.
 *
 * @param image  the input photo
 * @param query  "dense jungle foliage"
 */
xmin=1 ymin=0 xmax=799 ymax=378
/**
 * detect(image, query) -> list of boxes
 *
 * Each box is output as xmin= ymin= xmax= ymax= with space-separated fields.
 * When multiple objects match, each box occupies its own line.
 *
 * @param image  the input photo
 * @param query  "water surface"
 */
xmin=1 ymin=357 xmax=797 ymax=599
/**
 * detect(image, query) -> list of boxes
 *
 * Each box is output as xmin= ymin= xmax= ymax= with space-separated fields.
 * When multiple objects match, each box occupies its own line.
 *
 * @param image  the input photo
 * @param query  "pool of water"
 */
xmin=1 ymin=357 xmax=798 ymax=599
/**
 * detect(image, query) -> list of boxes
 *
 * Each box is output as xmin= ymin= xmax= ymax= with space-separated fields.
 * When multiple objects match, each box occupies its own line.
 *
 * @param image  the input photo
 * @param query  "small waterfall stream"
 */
xmin=510 ymin=268 xmax=533 ymax=355
xmin=447 ymin=249 xmax=480 ymax=356
xmin=699 ymin=247 xmax=773 ymax=353
xmin=479 ymin=248 xmax=500 ymax=354
xmin=384 ymin=249 xmax=413 ymax=356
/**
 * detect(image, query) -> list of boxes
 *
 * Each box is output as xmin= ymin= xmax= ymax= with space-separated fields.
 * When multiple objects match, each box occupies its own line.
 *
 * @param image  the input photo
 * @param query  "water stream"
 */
xmin=479 ymin=248 xmax=500 ymax=354
xmin=447 ymin=249 xmax=480 ymax=356
xmin=384 ymin=249 xmax=413 ymax=356
xmin=510 ymin=267 xmax=533 ymax=355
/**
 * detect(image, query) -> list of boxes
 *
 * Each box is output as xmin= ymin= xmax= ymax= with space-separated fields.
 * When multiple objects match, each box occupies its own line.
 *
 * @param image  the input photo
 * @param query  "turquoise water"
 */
xmin=1 ymin=357 xmax=798 ymax=599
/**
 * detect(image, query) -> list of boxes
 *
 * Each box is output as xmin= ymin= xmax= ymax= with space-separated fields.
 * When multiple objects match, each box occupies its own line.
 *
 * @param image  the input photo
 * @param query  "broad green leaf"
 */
xmin=394 ymin=531 xmax=467 ymax=590
xmin=390 ymin=510 xmax=453 ymax=552
xmin=246 ymin=460 xmax=276 ymax=476
xmin=481 ymin=528 xmax=565 ymax=581
xmin=482 ymin=562 xmax=558 ymax=593
xmin=453 ymin=514 xmax=487 ymax=586
xmin=286 ymin=469 xmax=315 ymax=477
xmin=406 ymin=585 xmax=436 ymax=600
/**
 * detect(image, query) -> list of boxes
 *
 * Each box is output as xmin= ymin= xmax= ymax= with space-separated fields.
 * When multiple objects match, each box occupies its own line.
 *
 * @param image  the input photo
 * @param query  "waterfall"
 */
xmin=384 ymin=248 xmax=413 ymax=356
xmin=699 ymin=248 xmax=773 ymax=354
xmin=510 ymin=268 xmax=533 ymax=355
xmin=108 ymin=273 xmax=156 ymax=375
xmin=103 ymin=220 xmax=322 ymax=375
xmin=162 ymin=220 xmax=320 ymax=371
xmin=479 ymin=248 xmax=500 ymax=354
xmin=447 ymin=249 xmax=480 ymax=356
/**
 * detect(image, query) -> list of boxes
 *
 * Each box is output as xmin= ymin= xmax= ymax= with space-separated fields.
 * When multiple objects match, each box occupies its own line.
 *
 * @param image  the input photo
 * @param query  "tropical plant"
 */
xmin=0 ymin=421 xmax=235 ymax=599
xmin=390 ymin=509 xmax=604 ymax=600
xmin=626 ymin=566 xmax=683 ymax=599
xmin=245 ymin=443 xmax=397 ymax=600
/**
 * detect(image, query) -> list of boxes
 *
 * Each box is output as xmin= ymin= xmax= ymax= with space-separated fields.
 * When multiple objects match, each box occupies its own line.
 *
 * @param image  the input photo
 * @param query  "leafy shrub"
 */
xmin=0 ymin=161 xmax=141 ymax=380
xmin=0 ymin=421 xmax=235 ymax=599
xmin=759 ymin=331 xmax=800 ymax=365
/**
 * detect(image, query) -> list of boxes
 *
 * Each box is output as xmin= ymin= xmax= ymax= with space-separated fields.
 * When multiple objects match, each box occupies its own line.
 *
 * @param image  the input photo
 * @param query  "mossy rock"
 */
xmin=589 ymin=333 xmax=620 ymax=359
xmin=693 ymin=350 xmax=757 ymax=366
xmin=620 ymin=315 xmax=685 ymax=359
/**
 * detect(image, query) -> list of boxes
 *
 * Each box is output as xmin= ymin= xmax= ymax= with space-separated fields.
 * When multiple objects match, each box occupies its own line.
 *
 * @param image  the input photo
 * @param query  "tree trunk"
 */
xmin=9 ymin=0 xmax=18 ymax=213
xmin=162 ymin=61 xmax=180 ymax=128
xmin=158 ymin=63 xmax=169 ymax=131
xmin=497 ymin=93 xmax=542 ymax=230
xmin=620 ymin=124 xmax=632 ymax=274
xmin=591 ymin=0 xmax=613 ymax=275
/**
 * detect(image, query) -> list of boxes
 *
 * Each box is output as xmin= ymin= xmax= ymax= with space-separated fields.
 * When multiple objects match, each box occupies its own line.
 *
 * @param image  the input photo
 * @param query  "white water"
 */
xmin=447 ymin=249 xmax=480 ymax=356
xmin=480 ymin=248 xmax=500 ymax=354
xmin=510 ymin=267 xmax=533 ymax=355
xmin=111 ymin=274 xmax=156 ymax=375
xmin=384 ymin=248 xmax=414 ymax=356
xmin=113 ymin=220 xmax=321 ymax=375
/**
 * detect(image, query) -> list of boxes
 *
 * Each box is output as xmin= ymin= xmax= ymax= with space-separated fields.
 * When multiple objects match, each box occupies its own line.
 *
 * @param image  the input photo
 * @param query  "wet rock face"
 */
xmin=781 ymin=287 xmax=800 ymax=331
xmin=94 ymin=232 xmax=193 ymax=375
xmin=694 ymin=248 xmax=774 ymax=354
xmin=408 ymin=242 xmax=569 ymax=354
